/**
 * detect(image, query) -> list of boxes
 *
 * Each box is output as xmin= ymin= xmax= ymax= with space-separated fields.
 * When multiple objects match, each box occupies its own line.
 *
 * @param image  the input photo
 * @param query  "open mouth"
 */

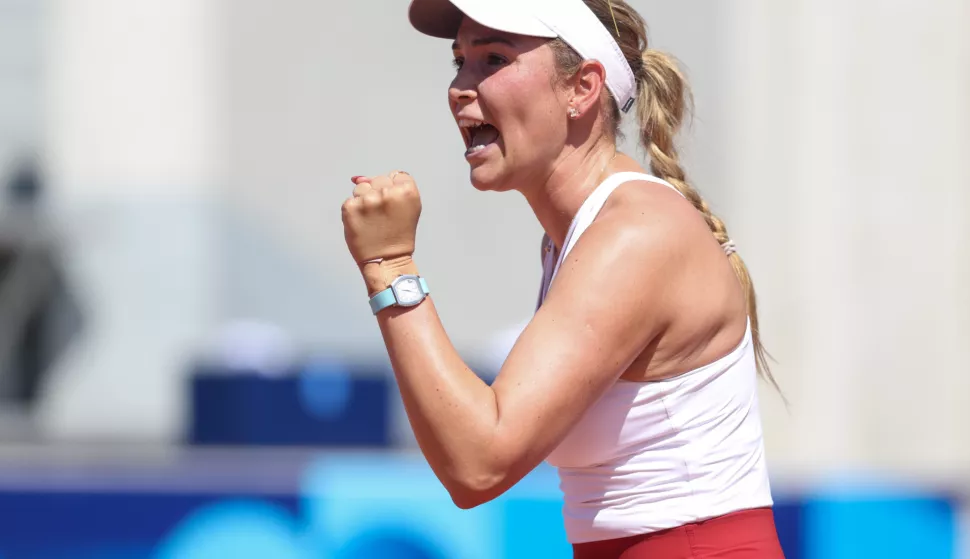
xmin=458 ymin=118 xmax=501 ymax=157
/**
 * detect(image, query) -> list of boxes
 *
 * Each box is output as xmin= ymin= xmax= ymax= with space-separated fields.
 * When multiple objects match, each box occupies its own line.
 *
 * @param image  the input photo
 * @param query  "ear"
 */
xmin=567 ymin=59 xmax=607 ymax=118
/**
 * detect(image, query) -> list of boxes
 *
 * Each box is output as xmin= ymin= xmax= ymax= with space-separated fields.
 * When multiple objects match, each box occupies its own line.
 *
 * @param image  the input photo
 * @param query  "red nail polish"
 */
xmin=351 ymin=176 xmax=364 ymax=182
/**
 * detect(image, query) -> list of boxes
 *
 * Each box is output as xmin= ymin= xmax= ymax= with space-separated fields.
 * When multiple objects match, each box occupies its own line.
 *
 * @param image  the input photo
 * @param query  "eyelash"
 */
xmin=451 ymin=54 xmax=508 ymax=71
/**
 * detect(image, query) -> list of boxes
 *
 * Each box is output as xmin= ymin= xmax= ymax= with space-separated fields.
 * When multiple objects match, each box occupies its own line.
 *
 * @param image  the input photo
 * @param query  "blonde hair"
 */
xmin=551 ymin=0 xmax=781 ymax=394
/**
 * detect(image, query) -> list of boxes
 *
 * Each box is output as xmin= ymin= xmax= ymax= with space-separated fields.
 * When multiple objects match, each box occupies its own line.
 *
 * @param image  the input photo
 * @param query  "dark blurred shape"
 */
xmin=7 ymin=161 xmax=42 ymax=206
xmin=0 ymin=158 xmax=83 ymax=412
xmin=189 ymin=361 xmax=393 ymax=447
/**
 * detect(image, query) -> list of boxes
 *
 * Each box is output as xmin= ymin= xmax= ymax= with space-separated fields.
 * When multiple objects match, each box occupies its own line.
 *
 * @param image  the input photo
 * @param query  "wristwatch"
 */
xmin=368 ymin=274 xmax=430 ymax=315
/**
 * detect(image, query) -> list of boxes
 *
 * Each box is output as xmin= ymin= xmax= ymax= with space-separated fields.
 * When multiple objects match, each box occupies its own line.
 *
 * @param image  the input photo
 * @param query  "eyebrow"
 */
xmin=451 ymin=36 xmax=517 ymax=50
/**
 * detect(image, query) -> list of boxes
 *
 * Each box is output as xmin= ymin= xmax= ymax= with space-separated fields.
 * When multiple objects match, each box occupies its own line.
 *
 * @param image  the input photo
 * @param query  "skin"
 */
xmin=341 ymin=18 xmax=748 ymax=509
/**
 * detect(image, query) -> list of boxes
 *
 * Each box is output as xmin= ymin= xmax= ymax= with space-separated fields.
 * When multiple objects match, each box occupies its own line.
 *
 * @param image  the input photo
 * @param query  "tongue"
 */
xmin=471 ymin=125 xmax=500 ymax=147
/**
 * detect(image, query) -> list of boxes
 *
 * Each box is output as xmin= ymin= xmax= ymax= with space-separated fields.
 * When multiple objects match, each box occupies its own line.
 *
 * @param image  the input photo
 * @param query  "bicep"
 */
xmin=490 ymin=216 xmax=679 ymax=473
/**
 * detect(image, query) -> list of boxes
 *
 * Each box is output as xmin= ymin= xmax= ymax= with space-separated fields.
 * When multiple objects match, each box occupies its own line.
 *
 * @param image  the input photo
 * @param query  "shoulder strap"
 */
xmin=536 ymin=172 xmax=684 ymax=310
xmin=556 ymin=173 xmax=683 ymax=272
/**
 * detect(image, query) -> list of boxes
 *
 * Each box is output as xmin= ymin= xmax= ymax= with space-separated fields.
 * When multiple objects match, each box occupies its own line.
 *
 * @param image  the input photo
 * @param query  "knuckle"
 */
xmin=398 ymin=183 xmax=420 ymax=202
xmin=361 ymin=191 xmax=383 ymax=208
xmin=386 ymin=186 xmax=407 ymax=201
xmin=371 ymin=176 xmax=392 ymax=190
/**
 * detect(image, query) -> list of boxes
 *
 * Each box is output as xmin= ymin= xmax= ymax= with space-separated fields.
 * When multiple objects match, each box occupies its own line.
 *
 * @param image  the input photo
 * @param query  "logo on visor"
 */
xmin=622 ymin=98 xmax=636 ymax=113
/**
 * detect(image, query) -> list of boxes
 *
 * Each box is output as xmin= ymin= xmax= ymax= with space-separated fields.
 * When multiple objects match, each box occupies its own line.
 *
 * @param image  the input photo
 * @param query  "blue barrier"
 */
xmin=189 ymin=363 xmax=393 ymax=447
xmin=0 ymin=491 xmax=299 ymax=559
xmin=0 ymin=453 xmax=959 ymax=558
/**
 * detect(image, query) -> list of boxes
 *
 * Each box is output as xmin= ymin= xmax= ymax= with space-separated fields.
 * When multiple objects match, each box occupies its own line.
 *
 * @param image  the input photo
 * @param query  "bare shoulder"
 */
xmin=596 ymin=178 xmax=720 ymax=256
xmin=493 ymin=182 xmax=701 ymax=437
xmin=589 ymin=178 xmax=749 ymax=372
xmin=601 ymin=177 xmax=701 ymax=226
xmin=560 ymin=199 xmax=683 ymax=273
xmin=576 ymin=179 xmax=706 ymax=262
xmin=541 ymin=180 xmax=699 ymax=340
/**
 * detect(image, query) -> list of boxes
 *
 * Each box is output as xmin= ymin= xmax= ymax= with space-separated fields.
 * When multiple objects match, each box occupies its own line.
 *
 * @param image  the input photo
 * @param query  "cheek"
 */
xmin=483 ymin=73 xmax=567 ymax=150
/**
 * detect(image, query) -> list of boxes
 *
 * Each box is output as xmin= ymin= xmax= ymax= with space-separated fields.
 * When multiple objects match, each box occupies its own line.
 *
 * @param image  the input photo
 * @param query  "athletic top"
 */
xmin=536 ymin=172 xmax=774 ymax=544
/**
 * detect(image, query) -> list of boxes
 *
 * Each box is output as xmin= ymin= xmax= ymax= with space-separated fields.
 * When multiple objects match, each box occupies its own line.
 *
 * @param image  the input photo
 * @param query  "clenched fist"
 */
xmin=342 ymin=172 xmax=422 ymax=265
xmin=342 ymin=172 xmax=423 ymax=296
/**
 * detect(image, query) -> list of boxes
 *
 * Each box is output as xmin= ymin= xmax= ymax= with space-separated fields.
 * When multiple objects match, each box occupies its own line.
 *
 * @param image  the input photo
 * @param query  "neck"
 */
xmin=522 ymin=136 xmax=618 ymax=250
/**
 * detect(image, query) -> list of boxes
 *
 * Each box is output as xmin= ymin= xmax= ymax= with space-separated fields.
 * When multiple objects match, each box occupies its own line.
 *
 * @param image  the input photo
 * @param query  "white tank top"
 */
xmin=536 ymin=172 xmax=774 ymax=544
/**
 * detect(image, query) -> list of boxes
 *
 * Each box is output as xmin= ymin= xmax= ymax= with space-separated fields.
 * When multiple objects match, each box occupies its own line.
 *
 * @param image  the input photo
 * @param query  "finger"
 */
xmin=387 ymin=173 xmax=418 ymax=197
xmin=360 ymin=190 xmax=384 ymax=211
xmin=353 ymin=181 xmax=374 ymax=197
xmin=341 ymin=196 xmax=361 ymax=219
xmin=390 ymin=171 xmax=412 ymax=185
xmin=368 ymin=175 xmax=393 ymax=192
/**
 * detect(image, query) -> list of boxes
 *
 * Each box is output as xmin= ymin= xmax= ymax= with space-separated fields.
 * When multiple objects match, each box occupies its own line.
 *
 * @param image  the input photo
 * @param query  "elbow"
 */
xmin=441 ymin=432 xmax=522 ymax=509
xmin=451 ymin=491 xmax=488 ymax=510
xmin=446 ymin=470 xmax=507 ymax=510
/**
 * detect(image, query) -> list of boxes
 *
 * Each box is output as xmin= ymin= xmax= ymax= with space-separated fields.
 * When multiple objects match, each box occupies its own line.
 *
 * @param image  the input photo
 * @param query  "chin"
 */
xmin=469 ymin=164 xmax=515 ymax=193
xmin=469 ymin=171 xmax=497 ymax=192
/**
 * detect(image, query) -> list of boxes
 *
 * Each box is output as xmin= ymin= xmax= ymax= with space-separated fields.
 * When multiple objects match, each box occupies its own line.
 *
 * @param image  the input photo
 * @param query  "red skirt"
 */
xmin=572 ymin=507 xmax=785 ymax=559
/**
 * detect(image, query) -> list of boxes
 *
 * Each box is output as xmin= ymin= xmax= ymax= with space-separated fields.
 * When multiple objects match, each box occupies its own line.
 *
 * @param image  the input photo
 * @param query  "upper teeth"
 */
xmin=459 ymin=119 xmax=486 ymax=129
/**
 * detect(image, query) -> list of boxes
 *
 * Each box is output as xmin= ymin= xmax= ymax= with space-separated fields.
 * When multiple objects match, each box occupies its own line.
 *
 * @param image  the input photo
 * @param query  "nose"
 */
xmin=448 ymin=83 xmax=477 ymax=112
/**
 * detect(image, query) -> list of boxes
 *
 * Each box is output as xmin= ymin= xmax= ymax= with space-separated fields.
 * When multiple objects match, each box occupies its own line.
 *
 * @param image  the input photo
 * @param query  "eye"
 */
xmin=452 ymin=56 xmax=464 ymax=70
xmin=487 ymin=54 xmax=508 ymax=66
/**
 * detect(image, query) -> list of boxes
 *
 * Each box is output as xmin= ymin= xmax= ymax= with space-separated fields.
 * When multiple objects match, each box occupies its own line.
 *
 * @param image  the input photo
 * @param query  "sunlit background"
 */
xmin=0 ymin=0 xmax=968 ymax=557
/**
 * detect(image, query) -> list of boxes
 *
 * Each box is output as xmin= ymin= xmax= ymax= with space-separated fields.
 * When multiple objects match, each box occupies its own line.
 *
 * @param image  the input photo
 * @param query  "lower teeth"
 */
xmin=469 ymin=145 xmax=486 ymax=153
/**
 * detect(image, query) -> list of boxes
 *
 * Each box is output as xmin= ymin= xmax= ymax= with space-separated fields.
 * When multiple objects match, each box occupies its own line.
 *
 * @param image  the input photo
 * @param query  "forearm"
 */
xmin=376 ymin=295 xmax=504 ymax=496
xmin=343 ymin=174 xmax=517 ymax=505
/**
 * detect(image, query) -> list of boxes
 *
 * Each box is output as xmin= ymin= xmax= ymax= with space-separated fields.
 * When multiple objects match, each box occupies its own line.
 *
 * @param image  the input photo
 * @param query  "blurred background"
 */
xmin=0 ymin=0 xmax=968 ymax=557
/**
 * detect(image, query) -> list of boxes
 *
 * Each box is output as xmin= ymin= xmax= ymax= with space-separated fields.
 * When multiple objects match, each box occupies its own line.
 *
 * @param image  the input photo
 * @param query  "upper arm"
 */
xmin=486 ymin=197 xmax=688 ymax=483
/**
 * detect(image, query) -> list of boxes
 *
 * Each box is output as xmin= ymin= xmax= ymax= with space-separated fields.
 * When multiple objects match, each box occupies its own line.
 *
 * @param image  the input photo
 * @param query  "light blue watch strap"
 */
xmin=368 ymin=287 xmax=397 ymax=315
xmin=368 ymin=276 xmax=430 ymax=315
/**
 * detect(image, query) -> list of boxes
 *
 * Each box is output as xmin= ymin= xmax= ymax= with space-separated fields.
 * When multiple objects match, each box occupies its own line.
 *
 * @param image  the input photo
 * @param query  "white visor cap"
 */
xmin=408 ymin=0 xmax=638 ymax=113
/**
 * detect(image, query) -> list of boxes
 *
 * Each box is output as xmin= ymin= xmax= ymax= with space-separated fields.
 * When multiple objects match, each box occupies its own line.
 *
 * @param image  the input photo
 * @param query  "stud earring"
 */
xmin=568 ymin=107 xmax=580 ymax=119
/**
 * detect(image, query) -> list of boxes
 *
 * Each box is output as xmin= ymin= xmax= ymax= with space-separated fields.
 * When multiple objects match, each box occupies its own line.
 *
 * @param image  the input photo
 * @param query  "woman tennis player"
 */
xmin=341 ymin=0 xmax=786 ymax=556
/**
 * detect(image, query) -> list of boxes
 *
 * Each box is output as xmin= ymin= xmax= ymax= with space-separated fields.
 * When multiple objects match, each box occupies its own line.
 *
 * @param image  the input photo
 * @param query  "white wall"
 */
xmin=38 ymin=0 xmax=221 ymax=441
xmin=722 ymin=0 xmax=970 ymax=475
xmin=0 ymin=0 xmax=43 ymax=183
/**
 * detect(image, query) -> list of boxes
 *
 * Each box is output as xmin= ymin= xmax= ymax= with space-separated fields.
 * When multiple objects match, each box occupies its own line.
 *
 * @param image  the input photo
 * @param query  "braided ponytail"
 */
xmin=637 ymin=49 xmax=780 ymax=393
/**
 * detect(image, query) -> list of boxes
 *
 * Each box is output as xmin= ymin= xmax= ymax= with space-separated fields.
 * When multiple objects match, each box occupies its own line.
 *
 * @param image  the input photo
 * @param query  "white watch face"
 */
xmin=393 ymin=277 xmax=424 ymax=306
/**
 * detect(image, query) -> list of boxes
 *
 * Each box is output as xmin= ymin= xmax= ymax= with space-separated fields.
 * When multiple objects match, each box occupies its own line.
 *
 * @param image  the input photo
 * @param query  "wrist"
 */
xmin=361 ymin=255 xmax=419 ymax=296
